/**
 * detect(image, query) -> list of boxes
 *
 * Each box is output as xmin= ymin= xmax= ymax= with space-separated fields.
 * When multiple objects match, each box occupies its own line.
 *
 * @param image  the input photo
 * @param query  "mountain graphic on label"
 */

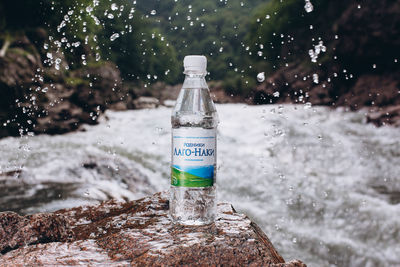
xmin=171 ymin=165 xmax=214 ymax=187
xmin=173 ymin=165 xmax=214 ymax=178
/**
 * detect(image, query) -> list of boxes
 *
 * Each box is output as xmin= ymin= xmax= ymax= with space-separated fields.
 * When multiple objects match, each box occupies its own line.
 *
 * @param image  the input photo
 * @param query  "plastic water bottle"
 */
xmin=170 ymin=55 xmax=219 ymax=225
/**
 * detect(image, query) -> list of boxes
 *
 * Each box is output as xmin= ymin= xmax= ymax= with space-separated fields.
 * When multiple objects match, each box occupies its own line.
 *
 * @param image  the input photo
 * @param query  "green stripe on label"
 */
xmin=171 ymin=166 xmax=213 ymax=187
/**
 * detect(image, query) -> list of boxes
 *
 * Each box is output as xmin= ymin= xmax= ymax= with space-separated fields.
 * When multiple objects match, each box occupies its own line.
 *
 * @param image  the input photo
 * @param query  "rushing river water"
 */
xmin=1 ymin=104 xmax=399 ymax=266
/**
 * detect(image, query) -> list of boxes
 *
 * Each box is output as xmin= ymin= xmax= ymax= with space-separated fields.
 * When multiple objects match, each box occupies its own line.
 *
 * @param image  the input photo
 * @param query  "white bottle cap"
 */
xmin=183 ymin=55 xmax=207 ymax=74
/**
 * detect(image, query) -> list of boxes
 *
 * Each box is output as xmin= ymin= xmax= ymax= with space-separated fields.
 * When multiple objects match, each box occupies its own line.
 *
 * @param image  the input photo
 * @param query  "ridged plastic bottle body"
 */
xmin=170 ymin=73 xmax=218 ymax=225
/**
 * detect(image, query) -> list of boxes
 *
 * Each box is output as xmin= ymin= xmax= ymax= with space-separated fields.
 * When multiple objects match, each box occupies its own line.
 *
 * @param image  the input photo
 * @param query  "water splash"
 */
xmin=312 ymin=73 xmax=319 ymax=84
xmin=308 ymin=41 xmax=326 ymax=63
xmin=304 ymin=0 xmax=314 ymax=13
xmin=111 ymin=3 xmax=118 ymax=11
xmin=257 ymin=72 xmax=265 ymax=82
xmin=110 ymin=33 xmax=120 ymax=41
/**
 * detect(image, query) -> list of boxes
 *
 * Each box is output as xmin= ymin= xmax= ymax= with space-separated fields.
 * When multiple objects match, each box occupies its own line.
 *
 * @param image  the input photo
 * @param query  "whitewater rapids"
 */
xmin=0 ymin=104 xmax=399 ymax=266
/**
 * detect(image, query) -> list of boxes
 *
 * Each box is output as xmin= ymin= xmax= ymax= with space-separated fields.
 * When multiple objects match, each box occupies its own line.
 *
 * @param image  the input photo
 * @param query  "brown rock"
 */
xmin=337 ymin=73 xmax=400 ymax=110
xmin=70 ymin=62 xmax=135 ymax=110
xmin=0 ymin=212 xmax=73 ymax=253
xmin=333 ymin=0 xmax=400 ymax=72
xmin=0 ymin=192 xmax=305 ymax=266
xmin=367 ymin=105 xmax=400 ymax=127
xmin=133 ymin=96 xmax=160 ymax=109
xmin=0 ymin=37 xmax=44 ymax=137
xmin=253 ymin=63 xmax=333 ymax=106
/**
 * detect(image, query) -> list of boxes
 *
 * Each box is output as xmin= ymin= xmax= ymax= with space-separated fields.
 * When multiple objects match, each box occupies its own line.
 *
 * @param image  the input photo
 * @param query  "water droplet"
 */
xmin=111 ymin=3 xmax=118 ymax=10
xmin=372 ymin=64 xmax=376 ymax=69
xmin=309 ymin=41 xmax=326 ymax=62
xmin=107 ymin=13 xmax=114 ymax=19
xmin=257 ymin=72 xmax=265 ymax=82
xmin=150 ymin=10 xmax=157 ymax=15
xmin=86 ymin=6 xmax=93 ymax=13
xmin=304 ymin=0 xmax=313 ymax=13
xmin=313 ymin=73 xmax=319 ymax=84
xmin=265 ymin=15 xmax=270 ymax=19
xmin=273 ymin=91 xmax=280 ymax=97
xmin=110 ymin=33 xmax=120 ymax=41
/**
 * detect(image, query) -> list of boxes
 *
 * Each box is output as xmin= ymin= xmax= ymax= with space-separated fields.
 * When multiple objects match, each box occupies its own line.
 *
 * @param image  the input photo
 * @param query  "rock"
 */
xmin=70 ymin=62 xmax=136 ymax=112
xmin=209 ymin=81 xmax=250 ymax=104
xmin=366 ymin=105 xmax=400 ymax=127
xmin=336 ymin=73 xmax=400 ymax=110
xmin=252 ymin=63 xmax=333 ymax=106
xmin=251 ymin=0 xmax=400 ymax=127
xmin=0 ymin=36 xmax=44 ymax=137
xmin=0 ymin=212 xmax=72 ymax=253
xmin=133 ymin=96 xmax=160 ymax=109
xmin=0 ymin=192 xmax=305 ymax=266
xmin=133 ymin=81 xmax=244 ymax=106
xmin=333 ymin=0 xmax=400 ymax=72
xmin=0 ymin=31 xmax=138 ymax=138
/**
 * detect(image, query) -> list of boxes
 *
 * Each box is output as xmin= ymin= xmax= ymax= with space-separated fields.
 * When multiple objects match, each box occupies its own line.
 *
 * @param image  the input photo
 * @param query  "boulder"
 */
xmin=366 ymin=105 xmax=400 ymax=127
xmin=0 ymin=37 xmax=44 ymax=137
xmin=251 ymin=0 xmax=400 ymax=127
xmin=133 ymin=96 xmax=160 ymax=109
xmin=336 ymin=73 xmax=400 ymax=110
xmin=0 ymin=32 xmax=138 ymax=138
xmin=0 ymin=192 xmax=305 ymax=266
xmin=70 ymin=62 xmax=136 ymax=111
xmin=252 ymin=63 xmax=334 ymax=106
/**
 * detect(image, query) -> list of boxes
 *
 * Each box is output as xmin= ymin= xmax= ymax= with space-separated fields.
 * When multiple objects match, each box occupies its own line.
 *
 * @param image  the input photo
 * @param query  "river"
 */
xmin=1 ymin=104 xmax=399 ymax=266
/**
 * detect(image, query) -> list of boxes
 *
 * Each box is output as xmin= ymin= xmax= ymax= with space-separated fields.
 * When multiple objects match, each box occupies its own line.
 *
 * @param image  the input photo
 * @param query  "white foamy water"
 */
xmin=1 ymin=104 xmax=399 ymax=266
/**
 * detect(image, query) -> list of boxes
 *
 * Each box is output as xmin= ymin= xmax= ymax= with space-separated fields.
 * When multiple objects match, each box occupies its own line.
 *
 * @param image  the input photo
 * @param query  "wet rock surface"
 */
xmin=0 ymin=212 xmax=72 ymax=254
xmin=0 ymin=192 xmax=305 ymax=266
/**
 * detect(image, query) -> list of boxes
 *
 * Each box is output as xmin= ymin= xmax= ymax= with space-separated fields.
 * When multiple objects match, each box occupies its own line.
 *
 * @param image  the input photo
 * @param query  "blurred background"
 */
xmin=0 ymin=0 xmax=399 ymax=266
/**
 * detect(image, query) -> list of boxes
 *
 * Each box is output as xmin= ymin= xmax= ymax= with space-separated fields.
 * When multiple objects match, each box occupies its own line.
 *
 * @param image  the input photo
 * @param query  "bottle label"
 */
xmin=171 ymin=128 xmax=216 ymax=187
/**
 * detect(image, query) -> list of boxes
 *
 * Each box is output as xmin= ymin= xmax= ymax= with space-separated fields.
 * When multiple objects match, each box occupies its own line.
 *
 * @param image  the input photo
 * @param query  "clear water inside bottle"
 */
xmin=170 ymin=73 xmax=218 ymax=225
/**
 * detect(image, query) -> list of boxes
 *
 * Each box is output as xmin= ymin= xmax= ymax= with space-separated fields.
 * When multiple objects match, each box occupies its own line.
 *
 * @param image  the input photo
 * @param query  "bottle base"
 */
xmin=170 ymin=217 xmax=215 ymax=226
xmin=169 ymin=186 xmax=216 ymax=226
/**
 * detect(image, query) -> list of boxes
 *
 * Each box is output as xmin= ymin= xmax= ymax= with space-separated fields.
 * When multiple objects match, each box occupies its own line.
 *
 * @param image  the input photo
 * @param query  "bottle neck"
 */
xmin=182 ymin=73 xmax=208 ymax=89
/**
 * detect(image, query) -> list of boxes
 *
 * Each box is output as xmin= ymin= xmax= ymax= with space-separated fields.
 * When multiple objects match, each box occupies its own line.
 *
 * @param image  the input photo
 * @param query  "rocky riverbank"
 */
xmin=251 ymin=0 xmax=400 ymax=127
xmin=0 ymin=191 xmax=305 ymax=266
xmin=0 ymin=31 xmax=137 ymax=138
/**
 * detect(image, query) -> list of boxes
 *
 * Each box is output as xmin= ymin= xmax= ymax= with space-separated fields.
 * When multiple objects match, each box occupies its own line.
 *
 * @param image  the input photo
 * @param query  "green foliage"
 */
xmin=246 ymin=0 xmax=350 ymax=73
xmin=0 ymin=0 xmax=180 ymax=84
xmin=0 ymin=0 xmax=93 ymax=33
xmin=93 ymin=1 xmax=179 ymax=83
xmin=247 ymin=0 xmax=304 ymax=70
xmin=135 ymin=0 xmax=267 ymax=94
xmin=2 ymin=0 xmax=356 ymax=96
